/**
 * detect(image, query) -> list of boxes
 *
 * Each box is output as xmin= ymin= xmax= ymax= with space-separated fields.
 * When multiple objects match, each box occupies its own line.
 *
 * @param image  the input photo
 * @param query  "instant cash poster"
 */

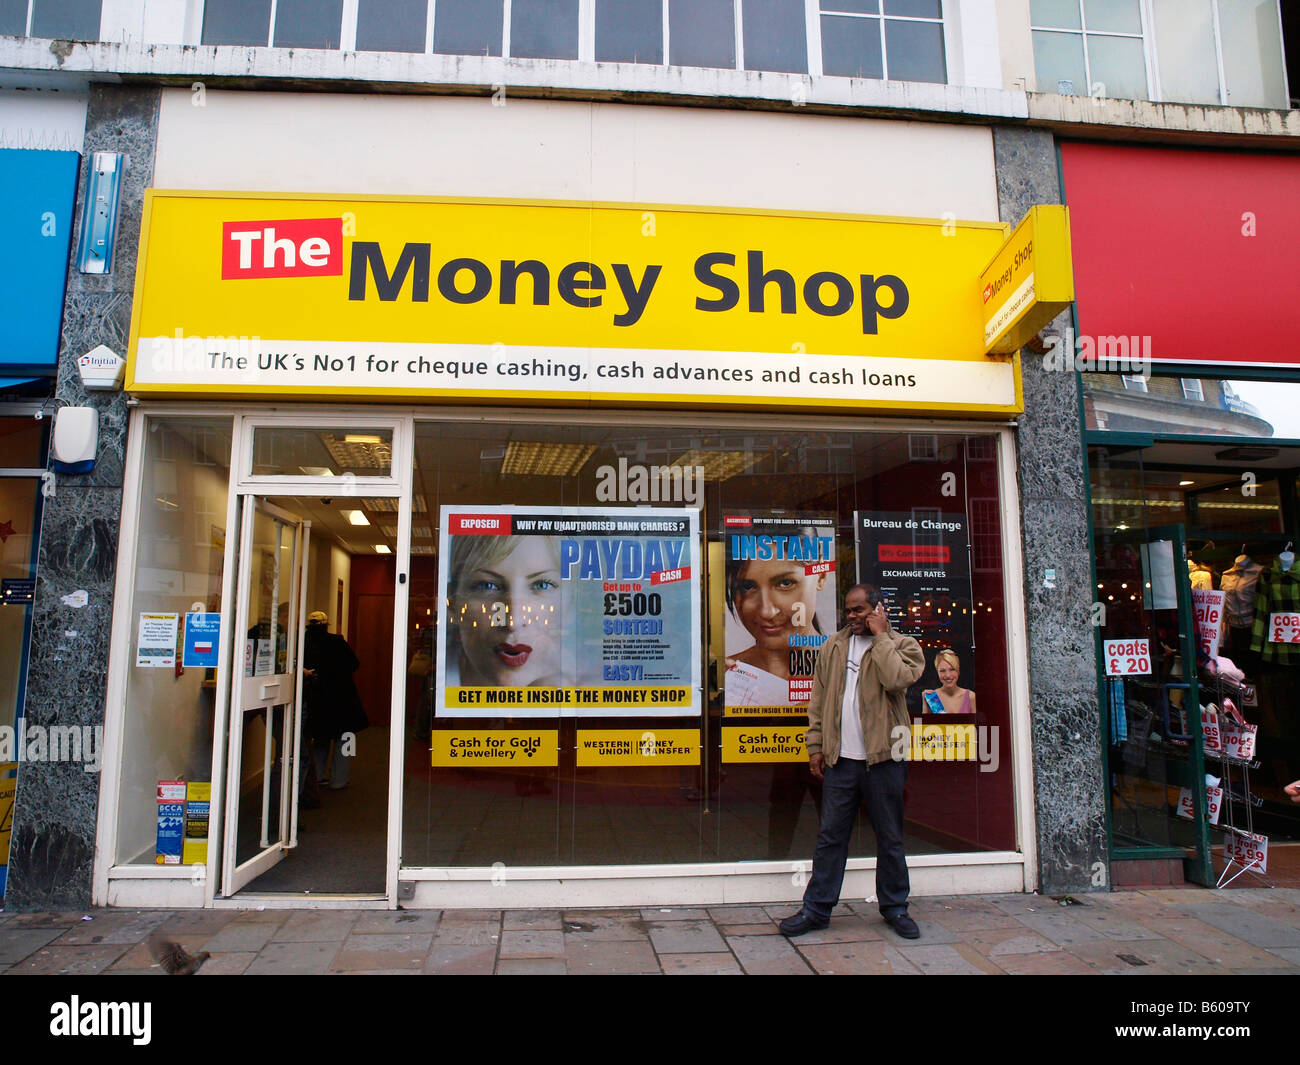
xmin=436 ymin=505 xmax=700 ymax=718
xmin=722 ymin=513 xmax=837 ymax=716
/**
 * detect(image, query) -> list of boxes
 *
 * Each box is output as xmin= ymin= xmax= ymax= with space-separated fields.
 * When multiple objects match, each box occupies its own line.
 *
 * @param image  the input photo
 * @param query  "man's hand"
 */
xmin=1286 ymin=780 xmax=1300 ymax=804
xmin=866 ymin=602 xmax=888 ymax=636
xmin=809 ymin=753 xmax=825 ymax=781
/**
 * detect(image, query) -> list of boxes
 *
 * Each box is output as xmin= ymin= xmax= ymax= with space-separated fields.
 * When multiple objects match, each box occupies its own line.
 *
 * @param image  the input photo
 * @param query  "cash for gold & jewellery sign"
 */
xmin=125 ymin=192 xmax=1041 ymax=414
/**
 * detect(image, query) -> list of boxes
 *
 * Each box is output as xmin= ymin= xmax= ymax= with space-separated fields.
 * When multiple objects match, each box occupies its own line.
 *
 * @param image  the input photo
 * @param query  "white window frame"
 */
xmin=1031 ymin=0 xmax=1288 ymax=107
xmin=1028 ymin=0 xmax=1154 ymax=100
xmin=1121 ymin=374 xmax=1149 ymax=393
xmin=812 ymin=0 xmax=948 ymax=82
xmin=1180 ymin=377 xmax=1204 ymax=401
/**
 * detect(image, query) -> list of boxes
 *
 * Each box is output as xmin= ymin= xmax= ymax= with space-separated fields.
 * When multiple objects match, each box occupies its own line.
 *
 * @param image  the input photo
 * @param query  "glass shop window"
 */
xmin=356 ymin=0 xmax=427 ymax=52
xmin=596 ymin=0 xmax=664 ymax=64
xmin=668 ymin=0 xmax=736 ymax=69
xmin=820 ymin=0 xmax=946 ymax=83
xmin=272 ymin=0 xmax=344 ymax=49
xmin=114 ymin=417 xmax=233 ymax=866
xmin=433 ymin=0 xmax=504 ymax=56
xmin=510 ymin=0 xmax=579 ymax=59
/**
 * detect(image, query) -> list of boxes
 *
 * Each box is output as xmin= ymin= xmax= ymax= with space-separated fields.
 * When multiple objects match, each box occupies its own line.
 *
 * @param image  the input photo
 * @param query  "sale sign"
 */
xmin=1225 ymin=832 xmax=1268 ymax=874
xmin=1177 ymin=784 xmax=1223 ymax=825
xmin=1192 ymin=589 xmax=1225 ymax=659
xmin=1222 ymin=720 xmax=1258 ymax=762
xmin=1200 ymin=704 xmax=1221 ymax=754
xmin=1103 ymin=639 xmax=1151 ymax=676
xmin=1268 ymin=612 xmax=1300 ymax=643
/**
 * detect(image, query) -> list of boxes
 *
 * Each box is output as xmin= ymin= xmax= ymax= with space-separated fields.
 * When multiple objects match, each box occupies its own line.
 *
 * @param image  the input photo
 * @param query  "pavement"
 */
xmin=4 ymin=885 xmax=1300 ymax=974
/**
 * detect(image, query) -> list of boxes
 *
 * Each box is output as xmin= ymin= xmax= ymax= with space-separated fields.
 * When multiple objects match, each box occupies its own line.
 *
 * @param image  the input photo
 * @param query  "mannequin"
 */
xmin=1220 ymin=552 xmax=1263 ymax=630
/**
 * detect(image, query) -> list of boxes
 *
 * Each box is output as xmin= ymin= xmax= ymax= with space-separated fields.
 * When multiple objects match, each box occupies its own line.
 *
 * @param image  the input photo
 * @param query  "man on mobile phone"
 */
xmin=780 ymin=583 xmax=925 ymax=940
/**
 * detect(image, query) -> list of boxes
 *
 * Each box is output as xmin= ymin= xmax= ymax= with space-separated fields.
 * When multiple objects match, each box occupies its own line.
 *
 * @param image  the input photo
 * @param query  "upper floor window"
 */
xmin=187 ymin=0 xmax=948 ymax=82
xmin=1031 ymin=0 xmax=1288 ymax=108
xmin=1181 ymin=378 xmax=1205 ymax=401
xmin=0 ymin=0 xmax=101 ymax=40
xmin=820 ymin=0 xmax=946 ymax=83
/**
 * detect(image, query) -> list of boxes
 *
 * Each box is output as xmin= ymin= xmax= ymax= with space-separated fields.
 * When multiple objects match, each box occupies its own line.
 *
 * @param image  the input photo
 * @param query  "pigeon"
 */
xmin=148 ymin=935 xmax=211 ymax=975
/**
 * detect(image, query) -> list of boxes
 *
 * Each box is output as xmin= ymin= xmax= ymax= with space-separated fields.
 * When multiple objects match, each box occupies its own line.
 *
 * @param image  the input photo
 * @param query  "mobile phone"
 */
xmin=923 ymin=691 xmax=945 ymax=714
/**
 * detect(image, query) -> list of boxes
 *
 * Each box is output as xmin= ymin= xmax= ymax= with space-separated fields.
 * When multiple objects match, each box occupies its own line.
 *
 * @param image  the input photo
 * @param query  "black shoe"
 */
xmin=779 ymin=911 xmax=829 ymax=937
xmin=883 ymin=911 xmax=920 ymax=939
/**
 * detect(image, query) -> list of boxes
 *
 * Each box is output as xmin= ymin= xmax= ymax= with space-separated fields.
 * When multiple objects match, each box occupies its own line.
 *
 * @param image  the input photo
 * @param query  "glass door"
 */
xmin=1097 ymin=522 xmax=1213 ymax=885
xmin=221 ymin=496 xmax=310 ymax=896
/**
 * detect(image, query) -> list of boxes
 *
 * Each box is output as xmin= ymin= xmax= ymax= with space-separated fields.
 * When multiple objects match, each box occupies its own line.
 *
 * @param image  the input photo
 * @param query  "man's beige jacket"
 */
xmin=804 ymin=623 xmax=925 ymax=767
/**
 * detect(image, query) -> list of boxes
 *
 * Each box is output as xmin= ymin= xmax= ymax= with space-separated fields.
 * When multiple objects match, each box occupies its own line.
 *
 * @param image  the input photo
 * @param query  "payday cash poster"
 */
xmin=436 ymin=505 xmax=700 ymax=718
xmin=723 ymin=514 xmax=837 ymax=717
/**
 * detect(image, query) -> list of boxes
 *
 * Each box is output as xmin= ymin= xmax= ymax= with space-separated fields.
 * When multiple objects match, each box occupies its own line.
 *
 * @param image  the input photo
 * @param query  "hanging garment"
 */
xmin=1109 ymin=677 xmax=1128 ymax=744
xmin=1250 ymin=561 xmax=1300 ymax=664
xmin=1221 ymin=561 xmax=1263 ymax=628
xmin=1188 ymin=561 xmax=1214 ymax=590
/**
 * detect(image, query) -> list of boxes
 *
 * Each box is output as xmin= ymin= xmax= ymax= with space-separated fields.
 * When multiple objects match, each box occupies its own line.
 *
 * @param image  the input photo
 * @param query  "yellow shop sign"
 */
xmin=430 ymin=730 xmax=559 ymax=767
xmin=980 ymin=205 xmax=1074 ymax=354
xmin=575 ymin=729 xmax=699 ymax=766
xmin=126 ymin=192 xmax=1022 ymax=414
xmin=721 ymin=726 xmax=808 ymax=763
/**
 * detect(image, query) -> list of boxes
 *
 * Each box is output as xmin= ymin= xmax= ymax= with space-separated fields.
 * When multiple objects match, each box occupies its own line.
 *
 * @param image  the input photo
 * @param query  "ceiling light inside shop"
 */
xmin=379 ymin=524 xmax=433 ymax=539
xmin=343 ymin=510 xmax=370 ymax=526
xmin=410 ymin=545 xmax=435 ymax=555
xmin=1179 ymin=480 xmax=1195 ymax=486
xmin=299 ymin=466 xmax=335 ymax=477
xmin=671 ymin=449 xmax=757 ymax=481
xmin=499 ymin=441 xmax=596 ymax=477
xmin=364 ymin=497 xmax=427 ymax=514
xmin=323 ymin=432 xmax=392 ymax=471
xmin=375 ymin=545 xmax=392 ymax=554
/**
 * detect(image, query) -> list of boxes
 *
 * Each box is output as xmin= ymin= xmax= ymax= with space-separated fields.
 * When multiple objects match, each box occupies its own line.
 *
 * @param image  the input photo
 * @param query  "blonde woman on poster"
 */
xmin=922 ymin=649 xmax=977 ymax=715
xmin=448 ymin=534 xmax=565 ymax=688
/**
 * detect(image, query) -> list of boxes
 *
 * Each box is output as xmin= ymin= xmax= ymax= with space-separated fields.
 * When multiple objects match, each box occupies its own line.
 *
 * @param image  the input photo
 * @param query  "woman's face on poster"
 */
xmin=455 ymin=537 xmax=563 ymax=686
xmin=732 ymin=559 xmax=824 ymax=653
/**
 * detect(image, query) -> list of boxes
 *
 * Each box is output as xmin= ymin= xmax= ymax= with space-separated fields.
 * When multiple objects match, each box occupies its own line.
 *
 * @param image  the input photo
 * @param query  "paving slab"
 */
xmin=1065 ymin=937 xmax=1214 ymax=976
xmin=1262 ymin=946 xmax=1300 ymax=966
xmin=565 ymin=938 xmax=660 ymax=974
xmin=497 ymin=958 xmax=568 ymax=974
xmin=717 ymin=923 xmax=780 ymax=936
xmin=424 ymin=944 xmax=497 ymax=974
xmin=960 ymin=927 xmax=1066 ymax=957
xmin=56 ymin=910 xmax=171 ymax=946
xmin=352 ymin=910 xmax=443 ymax=934
xmin=331 ymin=934 xmax=432 ymax=972
xmin=707 ymin=906 xmax=772 ymax=925
xmin=500 ymin=930 xmax=565 ymax=958
xmin=646 ymin=919 xmax=727 ymax=954
xmin=194 ymin=951 xmax=257 ymax=975
xmin=271 ymin=911 xmax=360 ymax=943
xmin=153 ymin=910 xmax=241 ymax=935
xmin=640 ymin=906 xmax=714 ymax=922
xmin=660 ymin=952 xmax=744 ymax=974
xmin=1012 ymin=912 xmax=1114 ymax=947
xmin=785 ymin=914 xmax=886 ymax=945
xmin=202 ymin=918 xmax=283 ymax=953
xmin=5 ymin=944 xmax=129 ymax=975
xmin=433 ymin=920 xmax=500 ymax=947
xmin=1182 ymin=904 xmax=1300 ymax=950
xmin=990 ymin=949 xmax=1095 ymax=975
xmin=246 ymin=941 xmax=343 ymax=974
xmin=796 ymin=942 xmax=919 ymax=975
xmin=561 ymin=914 xmax=651 ymax=941
xmin=504 ymin=909 xmax=563 ymax=931
xmin=727 ymin=934 xmax=814 ymax=975
xmin=892 ymin=943 xmax=989 ymax=975
xmin=0 ymin=928 xmax=65 ymax=964
xmin=108 ymin=934 xmax=210 ymax=972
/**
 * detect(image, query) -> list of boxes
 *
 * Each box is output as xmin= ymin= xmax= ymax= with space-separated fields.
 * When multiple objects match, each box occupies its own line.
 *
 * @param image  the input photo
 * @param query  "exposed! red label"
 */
xmin=450 ymin=514 xmax=512 ymax=535
xmin=222 ymin=217 xmax=344 ymax=279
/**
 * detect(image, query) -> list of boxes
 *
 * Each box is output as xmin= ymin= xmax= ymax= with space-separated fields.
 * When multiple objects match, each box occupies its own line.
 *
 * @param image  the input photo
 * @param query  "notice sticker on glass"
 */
xmin=136 ymin=612 xmax=179 ymax=667
xmin=1267 ymin=612 xmax=1300 ymax=643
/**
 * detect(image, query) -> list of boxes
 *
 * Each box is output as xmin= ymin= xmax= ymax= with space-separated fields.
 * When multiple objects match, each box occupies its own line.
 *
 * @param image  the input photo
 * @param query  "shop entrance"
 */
xmin=220 ymin=492 xmax=395 ymax=899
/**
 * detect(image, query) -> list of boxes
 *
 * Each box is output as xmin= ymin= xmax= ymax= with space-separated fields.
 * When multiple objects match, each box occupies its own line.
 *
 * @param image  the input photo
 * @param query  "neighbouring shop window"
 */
xmin=114 ymin=417 xmax=233 ymax=866
xmin=201 ymin=0 xmax=271 ymax=46
xmin=510 ymin=0 xmax=579 ymax=59
xmin=402 ymin=421 xmax=1017 ymax=870
xmin=742 ymin=0 xmax=808 ymax=74
xmin=820 ymin=0 xmax=946 ymax=82
xmin=433 ymin=0 xmax=503 ymax=56
xmin=356 ymin=0 xmax=426 ymax=52
xmin=29 ymin=0 xmax=101 ymax=40
xmin=272 ymin=0 xmax=343 ymax=49
xmin=1090 ymin=441 xmax=1300 ymax=846
xmin=595 ymin=0 xmax=664 ymax=64
xmin=668 ymin=0 xmax=735 ymax=68
xmin=1031 ymin=0 xmax=1147 ymax=99
xmin=1083 ymin=374 xmax=1300 ymax=438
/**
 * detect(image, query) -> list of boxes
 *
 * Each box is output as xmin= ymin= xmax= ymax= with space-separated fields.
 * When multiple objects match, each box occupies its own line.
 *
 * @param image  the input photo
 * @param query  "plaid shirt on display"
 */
xmin=1249 ymin=561 xmax=1300 ymax=665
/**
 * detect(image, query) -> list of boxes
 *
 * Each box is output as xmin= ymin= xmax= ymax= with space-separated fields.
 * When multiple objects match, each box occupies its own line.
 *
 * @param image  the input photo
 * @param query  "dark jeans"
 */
xmin=801 ymin=757 xmax=909 ymax=920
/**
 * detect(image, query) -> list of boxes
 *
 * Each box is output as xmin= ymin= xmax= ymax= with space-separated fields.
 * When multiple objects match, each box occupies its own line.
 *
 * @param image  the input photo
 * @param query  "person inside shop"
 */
xmin=921 ymin=649 xmax=977 ymax=714
xmin=724 ymin=528 xmax=830 ymax=704
xmin=448 ymin=534 xmax=565 ymax=688
xmin=780 ymin=583 xmax=925 ymax=941
xmin=302 ymin=611 xmax=369 ymax=791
